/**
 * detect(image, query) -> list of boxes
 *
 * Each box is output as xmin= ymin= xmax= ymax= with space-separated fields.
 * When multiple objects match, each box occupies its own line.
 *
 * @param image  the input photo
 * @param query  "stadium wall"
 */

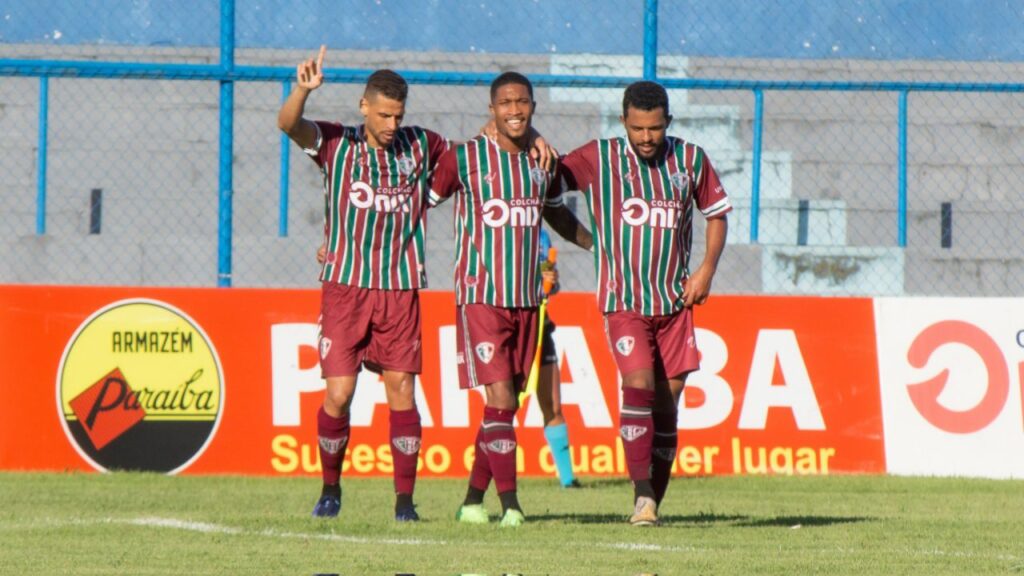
xmin=3 ymin=285 xmax=1021 ymax=479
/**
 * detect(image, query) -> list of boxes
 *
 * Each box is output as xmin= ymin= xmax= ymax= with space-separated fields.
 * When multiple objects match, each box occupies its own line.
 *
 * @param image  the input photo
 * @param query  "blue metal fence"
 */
xmin=2 ymin=0 xmax=1023 ymax=294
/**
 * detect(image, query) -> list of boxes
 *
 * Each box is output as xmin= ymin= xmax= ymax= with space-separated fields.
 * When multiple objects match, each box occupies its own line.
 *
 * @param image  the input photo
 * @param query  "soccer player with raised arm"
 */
xmin=557 ymin=81 xmax=731 ymax=526
xmin=428 ymin=72 xmax=589 ymax=527
xmin=277 ymin=46 xmax=448 ymax=522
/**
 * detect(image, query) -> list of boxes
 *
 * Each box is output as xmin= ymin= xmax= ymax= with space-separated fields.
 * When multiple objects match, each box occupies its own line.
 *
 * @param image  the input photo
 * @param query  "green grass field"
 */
xmin=0 ymin=471 xmax=1021 ymax=575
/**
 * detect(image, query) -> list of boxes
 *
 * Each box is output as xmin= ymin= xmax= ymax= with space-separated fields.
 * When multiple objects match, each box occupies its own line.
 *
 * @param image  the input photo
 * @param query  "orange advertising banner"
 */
xmin=0 ymin=285 xmax=885 ymax=478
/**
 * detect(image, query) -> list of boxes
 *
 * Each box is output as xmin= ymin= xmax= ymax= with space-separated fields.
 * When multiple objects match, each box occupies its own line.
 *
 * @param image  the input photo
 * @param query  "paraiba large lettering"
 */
xmin=270 ymin=323 xmax=324 ymax=426
xmin=438 ymin=325 xmax=611 ymax=428
xmin=270 ymin=323 xmax=432 ymax=427
xmin=679 ymin=328 xmax=733 ymax=429
xmin=738 ymin=329 xmax=825 ymax=430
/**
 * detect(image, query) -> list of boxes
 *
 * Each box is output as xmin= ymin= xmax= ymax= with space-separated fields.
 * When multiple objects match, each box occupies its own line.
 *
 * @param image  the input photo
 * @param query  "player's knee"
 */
xmin=621 ymin=369 xmax=656 ymax=391
xmin=324 ymin=387 xmax=354 ymax=413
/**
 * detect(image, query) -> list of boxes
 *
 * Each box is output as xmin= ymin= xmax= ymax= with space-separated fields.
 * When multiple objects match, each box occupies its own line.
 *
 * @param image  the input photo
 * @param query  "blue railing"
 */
xmin=4 ymin=0 xmax=1024 ymax=286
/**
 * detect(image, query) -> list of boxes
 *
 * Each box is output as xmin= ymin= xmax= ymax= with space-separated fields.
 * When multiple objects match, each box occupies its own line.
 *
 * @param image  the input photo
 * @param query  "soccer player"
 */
xmin=557 ymin=81 xmax=731 ymax=526
xmin=282 ymin=48 xmax=556 ymax=522
xmin=278 ymin=46 xmax=447 ymax=522
xmin=535 ymin=228 xmax=581 ymax=489
xmin=428 ymin=72 xmax=589 ymax=527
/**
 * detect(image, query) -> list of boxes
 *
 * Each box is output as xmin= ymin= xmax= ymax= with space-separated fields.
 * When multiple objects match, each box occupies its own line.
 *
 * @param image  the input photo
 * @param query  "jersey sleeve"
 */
xmin=694 ymin=149 xmax=732 ymax=219
xmin=427 ymin=148 xmax=460 ymax=207
xmin=556 ymin=140 xmax=599 ymax=194
xmin=304 ymin=121 xmax=345 ymax=168
xmin=424 ymin=128 xmax=453 ymax=172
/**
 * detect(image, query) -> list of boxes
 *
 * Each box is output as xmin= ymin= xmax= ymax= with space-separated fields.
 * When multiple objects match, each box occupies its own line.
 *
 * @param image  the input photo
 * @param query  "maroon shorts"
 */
xmin=318 ymin=282 xmax=421 ymax=378
xmin=456 ymin=304 xmax=539 ymax=389
xmin=604 ymin=308 xmax=699 ymax=381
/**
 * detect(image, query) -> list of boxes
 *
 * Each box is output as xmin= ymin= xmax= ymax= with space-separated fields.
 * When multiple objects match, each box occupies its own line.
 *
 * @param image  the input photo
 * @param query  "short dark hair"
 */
xmin=490 ymin=71 xmax=534 ymax=101
xmin=364 ymin=69 xmax=408 ymax=102
xmin=622 ymin=81 xmax=669 ymax=117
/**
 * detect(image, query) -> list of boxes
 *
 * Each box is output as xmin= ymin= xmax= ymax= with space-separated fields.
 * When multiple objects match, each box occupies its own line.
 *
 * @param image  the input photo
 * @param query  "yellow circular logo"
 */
xmin=56 ymin=299 xmax=224 ymax=473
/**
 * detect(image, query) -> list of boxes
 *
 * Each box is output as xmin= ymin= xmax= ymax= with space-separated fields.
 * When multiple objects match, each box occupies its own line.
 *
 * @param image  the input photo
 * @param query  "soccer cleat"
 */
xmin=395 ymin=504 xmax=420 ymax=522
xmin=499 ymin=508 xmax=525 ymax=528
xmin=312 ymin=494 xmax=341 ymax=518
xmin=629 ymin=496 xmax=659 ymax=527
xmin=455 ymin=503 xmax=490 ymax=524
xmin=561 ymin=479 xmax=583 ymax=489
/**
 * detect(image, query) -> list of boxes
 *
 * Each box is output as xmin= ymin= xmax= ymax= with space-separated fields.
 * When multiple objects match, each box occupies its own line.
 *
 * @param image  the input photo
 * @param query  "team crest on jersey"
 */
xmin=670 ymin=171 xmax=689 ymax=193
xmin=487 ymin=439 xmax=517 ymax=454
xmin=615 ymin=336 xmax=635 ymax=356
xmin=653 ymin=447 xmax=677 ymax=461
xmin=530 ymin=167 xmax=547 ymax=185
xmin=392 ymin=436 xmax=421 ymax=455
xmin=398 ymin=156 xmax=416 ymax=176
xmin=319 ymin=435 xmax=348 ymax=455
xmin=319 ymin=337 xmax=332 ymax=359
xmin=620 ymin=425 xmax=648 ymax=442
xmin=475 ymin=342 xmax=495 ymax=364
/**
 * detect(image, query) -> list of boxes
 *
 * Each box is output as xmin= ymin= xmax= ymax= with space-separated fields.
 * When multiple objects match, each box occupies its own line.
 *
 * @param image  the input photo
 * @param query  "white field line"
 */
xmin=2 ymin=516 xmax=702 ymax=553
xmin=6 ymin=516 xmax=1019 ymax=563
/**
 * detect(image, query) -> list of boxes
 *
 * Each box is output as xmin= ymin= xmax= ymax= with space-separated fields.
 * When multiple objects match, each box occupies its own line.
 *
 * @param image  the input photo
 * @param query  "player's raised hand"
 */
xmin=297 ymin=45 xmax=327 ymax=91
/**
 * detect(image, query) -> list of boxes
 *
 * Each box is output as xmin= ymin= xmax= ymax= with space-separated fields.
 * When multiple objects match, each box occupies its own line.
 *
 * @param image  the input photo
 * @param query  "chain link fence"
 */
xmin=2 ymin=1 xmax=1023 ymax=296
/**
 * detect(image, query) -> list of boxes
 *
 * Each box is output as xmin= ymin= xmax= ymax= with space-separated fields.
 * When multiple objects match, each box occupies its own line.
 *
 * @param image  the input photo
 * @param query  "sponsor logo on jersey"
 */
xmin=621 ymin=197 xmax=684 ymax=229
xmin=620 ymin=425 xmax=648 ymax=442
xmin=481 ymin=197 xmax=541 ymax=228
xmin=475 ymin=342 xmax=495 ymax=364
xmin=320 ymin=337 xmax=332 ymax=359
xmin=392 ymin=436 xmax=421 ymax=455
xmin=319 ymin=435 xmax=348 ymax=455
xmin=57 ymin=299 xmax=224 ymax=474
xmin=487 ymin=439 xmax=517 ymax=454
xmin=615 ymin=336 xmax=635 ymax=356
xmin=349 ymin=181 xmax=412 ymax=213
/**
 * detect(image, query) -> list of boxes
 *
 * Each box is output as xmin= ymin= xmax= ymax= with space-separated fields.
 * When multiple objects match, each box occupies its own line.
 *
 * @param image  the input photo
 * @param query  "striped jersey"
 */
xmin=304 ymin=121 xmax=450 ymax=289
xmin=558 ymin=136 xmax=731 ymax=316
xmin=429 ymin=136 xmax=562 ymax=308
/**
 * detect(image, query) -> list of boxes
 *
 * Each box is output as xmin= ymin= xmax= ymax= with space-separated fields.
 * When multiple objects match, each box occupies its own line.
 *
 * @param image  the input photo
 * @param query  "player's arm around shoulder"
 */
xmin=427 ymin=145 xmax=462 ymax=208
xmin=556 ymin=139 xmax=602 ymax=194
